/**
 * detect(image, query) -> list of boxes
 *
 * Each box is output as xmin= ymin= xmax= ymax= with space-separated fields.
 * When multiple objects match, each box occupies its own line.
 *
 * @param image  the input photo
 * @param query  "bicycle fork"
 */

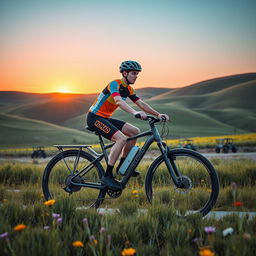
xmin=153 ymin=127 xmax=183 ymax=188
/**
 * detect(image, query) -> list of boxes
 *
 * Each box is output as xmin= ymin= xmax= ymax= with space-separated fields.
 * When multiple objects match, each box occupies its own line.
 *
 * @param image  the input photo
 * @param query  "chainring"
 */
xmin=107 ymin=189 xmax=122 ymax=198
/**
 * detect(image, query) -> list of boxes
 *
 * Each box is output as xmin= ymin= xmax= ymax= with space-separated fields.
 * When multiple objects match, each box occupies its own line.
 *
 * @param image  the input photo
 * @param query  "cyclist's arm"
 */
xmin=136 ymin=99 xmax=170 ymax=121
xmin=114 ymin=96 xmax=137 ymax=115
xmin=135 ymin=99 xmax=160 ymax=116
xmin=114 ymin=96 xmax=147 ymax=119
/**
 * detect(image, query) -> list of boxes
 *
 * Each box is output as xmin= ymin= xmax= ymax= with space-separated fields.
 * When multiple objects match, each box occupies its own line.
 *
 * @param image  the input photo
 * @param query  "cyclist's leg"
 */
xmin=108 ymin=131 xmax=127 ymax=165
xmin=87 ymin=113 xmax=125 ymax=190
xmin=109 ymin=120 xmax=140 ymax=176
xmin=120 ymin=123 xmax=140 ymax=157
xmin=102 ymin=131 xmax=126 ymax=190
xmin=108 ymin=118 xmax=140 ymax=156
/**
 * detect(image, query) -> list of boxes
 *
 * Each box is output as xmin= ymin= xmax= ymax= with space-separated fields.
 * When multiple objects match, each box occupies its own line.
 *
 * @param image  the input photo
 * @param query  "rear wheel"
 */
xmin=42 ymin=150 xmax=106 ymax=208
xmin=145 ymin=148 xmax=219 ymax=217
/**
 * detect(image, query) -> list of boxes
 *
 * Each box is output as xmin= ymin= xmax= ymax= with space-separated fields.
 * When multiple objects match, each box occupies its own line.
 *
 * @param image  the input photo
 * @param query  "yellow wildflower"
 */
xmin=121 ymin=247 xmax=136 ymax=256
xmin=132 ymin=190 xmax=139 ymax=197
xmin=199 ymin=247 xmax=215 ymax=256
xmin=72 ymin=241 xmax=84 ymax=247
xmin=44 ymin=199 xmax=56 ymax=206
xmin=14 ymin=224 xmax=27 ymax=231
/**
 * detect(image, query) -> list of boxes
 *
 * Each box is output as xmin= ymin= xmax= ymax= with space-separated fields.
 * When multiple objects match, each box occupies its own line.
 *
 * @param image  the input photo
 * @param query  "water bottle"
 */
xmin=118 ymin=146 xmax=140 ymax=176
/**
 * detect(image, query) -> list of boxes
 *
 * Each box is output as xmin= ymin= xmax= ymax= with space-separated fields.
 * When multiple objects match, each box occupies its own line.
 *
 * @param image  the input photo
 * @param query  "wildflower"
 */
xmin=100 ymin=227 xmax=106 ymax=233
xmin=44 ymin=199 xmax=56 ymax=206
xmin=233 ymin=201 xmax=243 ymax=207
xmin=132 ymin=190 xmax=139 ymax=198
xmin=0 ymin=232 xmax=8 ymax=238
xmin=43 ymin=226 xmax=50 ymax=230
xmin=52 ymin=213 xmax=61 ymax=219
xmin=56 ymin=218 xmax=62 ymax=224
xmin=82 ymin=218 xmax=88 ymax=224
xmin=207 ymin=189 xmax=212 ymax=193
xmin=14 ymin=224 xmax=27 ymax=231
xmin=222 ymin=227 xmax=234 ymax=237
xmin=192 ymin=237 xmax=201 ymax=244
xmin=199 ymin=247 xmax=215 ymax=256
xmin=204 ymin=226 xmax=216 ymax=234
xmin=89 ymin=235 xmax=98 ymax=245
xmin=72 ymin=241 xmax=84 ymax=247
xmin=121 ymin=247 xmax=136 ymax=256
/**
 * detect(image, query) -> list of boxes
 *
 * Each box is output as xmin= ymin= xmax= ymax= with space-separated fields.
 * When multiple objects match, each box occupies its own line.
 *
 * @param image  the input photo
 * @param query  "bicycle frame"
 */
xmin=56 ymin=117 xmax=182 ymax=191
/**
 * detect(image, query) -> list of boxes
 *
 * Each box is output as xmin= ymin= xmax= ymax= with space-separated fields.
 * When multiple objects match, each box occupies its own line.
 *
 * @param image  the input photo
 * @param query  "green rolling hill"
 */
xmin=0 ymin=73 xmax=255 ymax=147
xmin=0 ymin=113 xmax=99 ymax=147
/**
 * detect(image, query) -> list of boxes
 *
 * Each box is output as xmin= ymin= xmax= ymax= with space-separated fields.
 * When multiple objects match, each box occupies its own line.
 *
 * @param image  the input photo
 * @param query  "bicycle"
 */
xmin=42 ymin=115 xmax=219 ymax=216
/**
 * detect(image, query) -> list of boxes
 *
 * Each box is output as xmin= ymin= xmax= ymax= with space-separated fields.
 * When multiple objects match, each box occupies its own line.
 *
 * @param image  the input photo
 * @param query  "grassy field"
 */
xmin=1 ymin=133 xmax=255 ymax=157
xmin=0 ymin=113 xmax=97 ymax=147
xmin=0 ymin=157 xmax=256 ymax=255
xmin=1 ymin=73 xmax=256 ymax=147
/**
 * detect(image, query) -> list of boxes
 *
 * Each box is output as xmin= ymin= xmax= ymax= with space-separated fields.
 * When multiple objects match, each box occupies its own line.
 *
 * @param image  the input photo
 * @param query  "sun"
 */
xmin=55 ymin=86 xmax=72 ymax=93
xmin=57 ymin=88 xmax=70 ymax=93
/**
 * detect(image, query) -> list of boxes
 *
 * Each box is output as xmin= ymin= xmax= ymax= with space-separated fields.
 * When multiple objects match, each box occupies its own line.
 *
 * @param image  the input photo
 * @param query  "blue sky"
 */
xmin=1 ymin=0 xmax=255 ymax=93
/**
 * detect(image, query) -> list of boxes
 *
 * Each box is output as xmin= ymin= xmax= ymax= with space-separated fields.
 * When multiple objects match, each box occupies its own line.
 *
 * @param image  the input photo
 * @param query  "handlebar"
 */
xmin=134 ymin=114 xmax=167 ymax=122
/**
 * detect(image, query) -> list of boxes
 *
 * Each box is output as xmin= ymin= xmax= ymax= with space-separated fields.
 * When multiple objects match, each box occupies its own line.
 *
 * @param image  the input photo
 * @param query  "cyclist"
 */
xmin=86 ymin=60 xmax=169 ymax=190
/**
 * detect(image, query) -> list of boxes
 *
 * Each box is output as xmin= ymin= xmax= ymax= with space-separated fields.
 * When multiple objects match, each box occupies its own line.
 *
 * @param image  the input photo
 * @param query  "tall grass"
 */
xmin=0 ymin=199 xmax=255 ymax=256
xmin=0 ymin=159 xmax=256 ymax=211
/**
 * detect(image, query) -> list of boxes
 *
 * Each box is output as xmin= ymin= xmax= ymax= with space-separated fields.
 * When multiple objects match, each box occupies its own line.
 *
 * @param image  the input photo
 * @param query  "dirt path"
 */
xmin=1 ymin=152 xmax=256 ymax=163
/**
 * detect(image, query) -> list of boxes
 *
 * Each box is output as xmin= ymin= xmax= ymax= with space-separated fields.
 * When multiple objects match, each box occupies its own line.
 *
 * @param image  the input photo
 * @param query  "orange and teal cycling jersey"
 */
xmin=89 ymin=79 xmax=140 ymax=118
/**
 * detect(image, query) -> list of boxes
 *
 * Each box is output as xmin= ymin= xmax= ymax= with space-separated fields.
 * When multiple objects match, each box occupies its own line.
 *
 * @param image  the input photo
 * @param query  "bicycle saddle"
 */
xmin=85 ymin=126 xmax=99 ymax=135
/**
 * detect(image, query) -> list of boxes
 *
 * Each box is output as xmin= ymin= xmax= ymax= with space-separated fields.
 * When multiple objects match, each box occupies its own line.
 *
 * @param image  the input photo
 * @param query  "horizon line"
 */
xmin=0 ymin=72 xmax=255 ymax=95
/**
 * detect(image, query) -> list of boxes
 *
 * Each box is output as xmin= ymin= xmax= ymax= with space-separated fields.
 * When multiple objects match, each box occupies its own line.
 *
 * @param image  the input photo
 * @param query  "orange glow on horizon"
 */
xmin=55 ymin=88 xmax=71 ymax=94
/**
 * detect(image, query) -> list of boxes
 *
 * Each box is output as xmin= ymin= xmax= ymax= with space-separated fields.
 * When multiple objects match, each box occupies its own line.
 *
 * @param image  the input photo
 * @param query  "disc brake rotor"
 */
xmin=174 ymin=176 xmax=193 ymax=194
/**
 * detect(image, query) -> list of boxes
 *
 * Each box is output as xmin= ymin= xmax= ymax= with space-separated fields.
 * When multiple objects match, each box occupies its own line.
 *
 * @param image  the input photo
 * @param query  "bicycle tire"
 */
xmin=42 ymin=150 xmax=106 ymax=208
xmin=145 ymin=148 xmax=219 ymax=216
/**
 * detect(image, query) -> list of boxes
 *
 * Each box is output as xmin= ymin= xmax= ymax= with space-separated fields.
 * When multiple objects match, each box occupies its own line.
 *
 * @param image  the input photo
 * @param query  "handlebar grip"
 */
xmin=135 ymin=114 xmax=141 ymax=119
xmin=161 ymin=116 xmax=167 ymax=121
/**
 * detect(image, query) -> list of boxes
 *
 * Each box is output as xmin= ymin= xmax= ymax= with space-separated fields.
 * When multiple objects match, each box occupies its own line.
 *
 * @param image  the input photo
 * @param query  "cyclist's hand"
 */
xmin=134 ymin=111 xmax=147 ymax=120
xmin=158 ymin=113 xmax=170 ymax=122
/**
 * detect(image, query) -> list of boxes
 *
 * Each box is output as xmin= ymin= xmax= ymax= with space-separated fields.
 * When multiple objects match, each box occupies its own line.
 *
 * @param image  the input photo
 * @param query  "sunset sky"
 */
xmin=1 ymin=0 xmax=255 ymax=94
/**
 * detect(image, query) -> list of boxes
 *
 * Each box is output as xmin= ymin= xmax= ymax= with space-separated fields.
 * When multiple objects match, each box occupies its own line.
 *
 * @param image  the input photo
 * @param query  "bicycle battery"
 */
xmin=118 ymin=146 xmax=140 ymax=176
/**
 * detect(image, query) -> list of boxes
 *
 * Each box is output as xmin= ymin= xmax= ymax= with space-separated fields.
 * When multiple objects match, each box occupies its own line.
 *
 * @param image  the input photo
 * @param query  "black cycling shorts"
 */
xmin=86 ymin=112 xmax=126 ymax=140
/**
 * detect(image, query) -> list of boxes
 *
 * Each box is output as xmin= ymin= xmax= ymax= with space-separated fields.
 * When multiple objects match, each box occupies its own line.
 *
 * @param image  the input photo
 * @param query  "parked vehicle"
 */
xmin=179 ymin=139 xmax=197 ymax=151
xmin=31 ymin=146 xmax=47 ymax=158
xmin=215 ymin=138 xmax=237 ymax=153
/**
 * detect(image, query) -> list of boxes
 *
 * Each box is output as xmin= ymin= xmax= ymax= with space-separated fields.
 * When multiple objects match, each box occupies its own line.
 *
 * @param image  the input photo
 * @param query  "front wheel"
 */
xmin=42 ymin=150 xmax=106 ymax=208
xmin=145 ymin=148 xmax=219 ymax=216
